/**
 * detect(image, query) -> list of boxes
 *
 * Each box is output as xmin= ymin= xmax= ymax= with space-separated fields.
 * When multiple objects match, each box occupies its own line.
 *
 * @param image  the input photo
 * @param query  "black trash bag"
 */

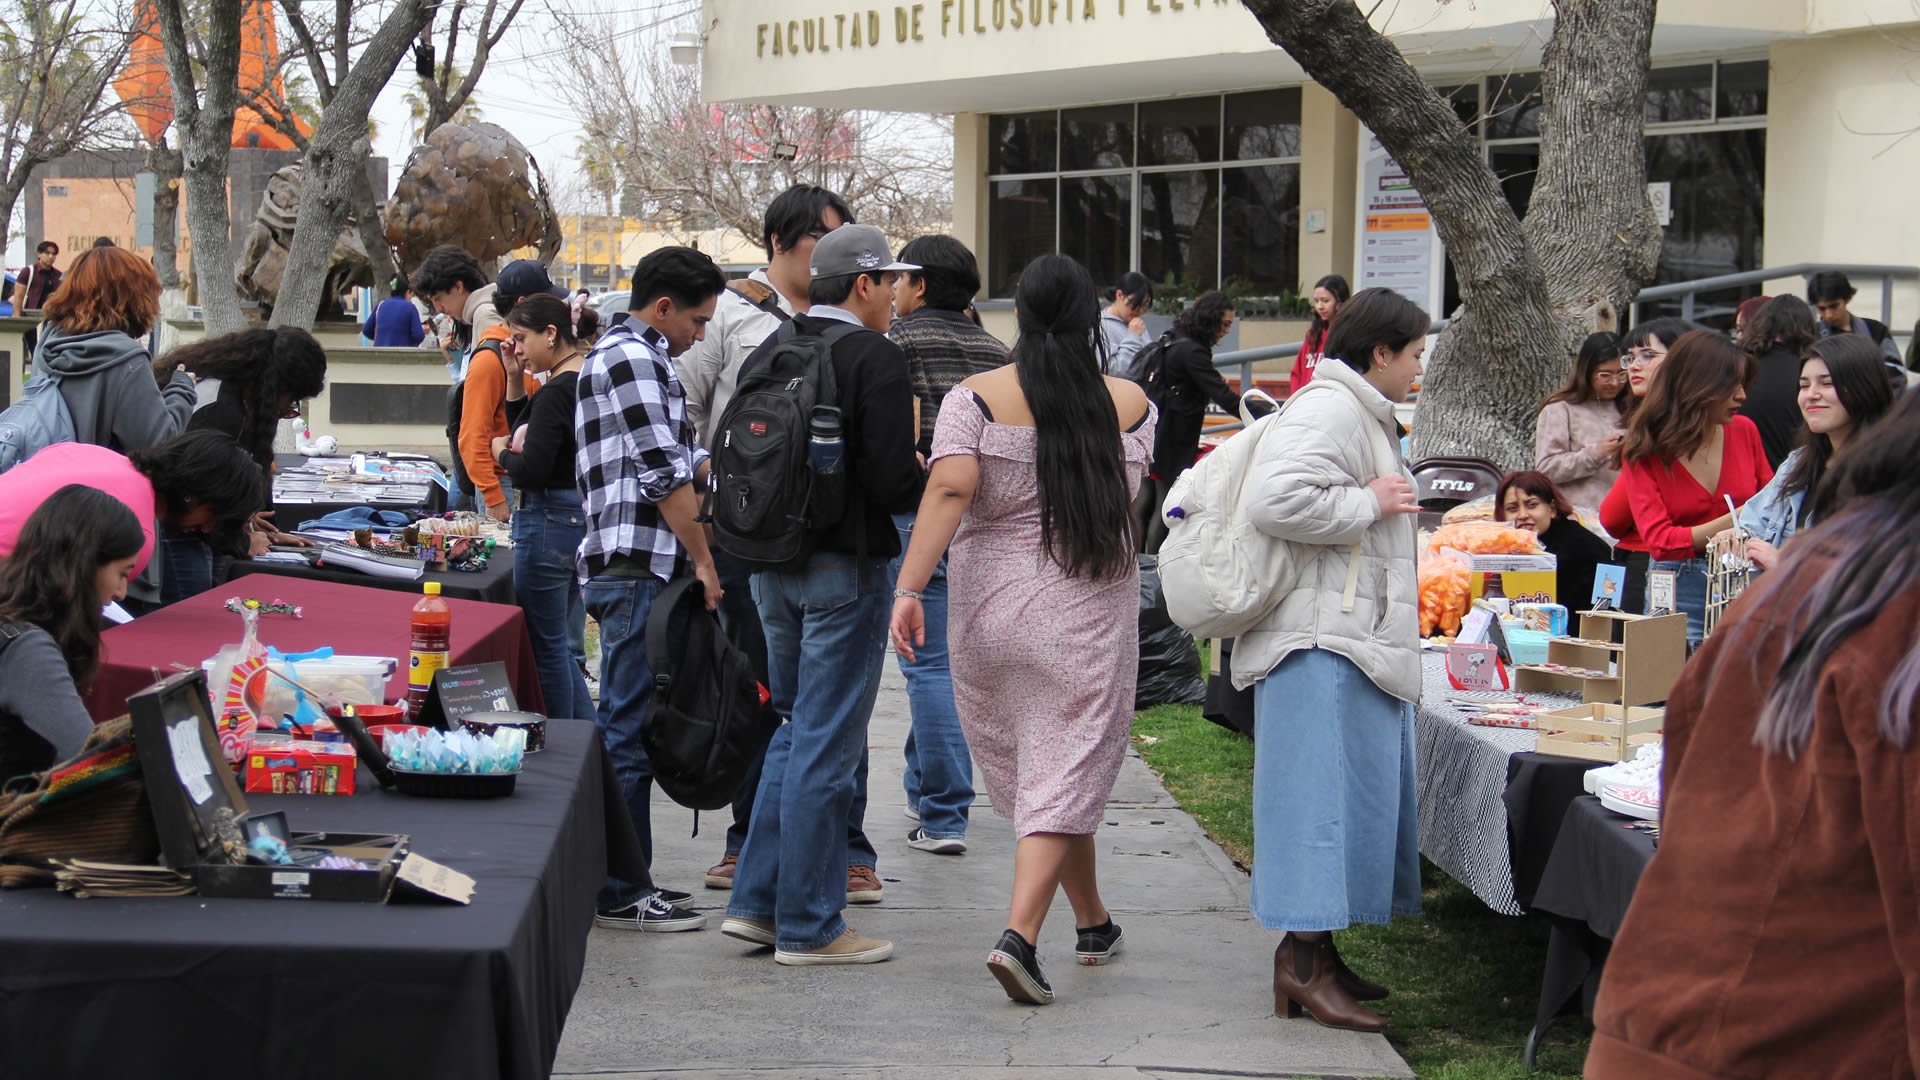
xmin=1136 ymin=554 xmax=1206 ymax=710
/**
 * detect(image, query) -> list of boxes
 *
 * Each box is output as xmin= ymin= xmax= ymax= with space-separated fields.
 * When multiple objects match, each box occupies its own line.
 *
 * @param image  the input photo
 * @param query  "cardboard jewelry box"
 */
xmin=127 ymin=671 xmax=409 ymax=902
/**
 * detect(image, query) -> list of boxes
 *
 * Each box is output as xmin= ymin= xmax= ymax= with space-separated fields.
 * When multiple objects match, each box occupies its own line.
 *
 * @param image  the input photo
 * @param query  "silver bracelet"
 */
xmin=894 ymin=588 xmax=926 ymax=601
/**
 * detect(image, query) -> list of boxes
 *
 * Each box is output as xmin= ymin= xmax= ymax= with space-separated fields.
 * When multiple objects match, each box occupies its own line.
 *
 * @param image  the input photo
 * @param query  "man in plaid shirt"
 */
xmin=575 ymin=247 xmax=728 ymax=933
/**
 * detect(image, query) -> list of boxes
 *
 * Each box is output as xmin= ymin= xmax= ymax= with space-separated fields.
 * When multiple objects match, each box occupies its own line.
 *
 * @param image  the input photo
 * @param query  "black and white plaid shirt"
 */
xmin=573 ymin=321 xmax=708 ymax=583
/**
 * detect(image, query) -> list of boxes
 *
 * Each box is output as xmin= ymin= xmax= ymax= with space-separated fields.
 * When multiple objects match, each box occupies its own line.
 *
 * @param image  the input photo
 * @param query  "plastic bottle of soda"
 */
xmin=406 ymin=581 xmax=452 ymax=719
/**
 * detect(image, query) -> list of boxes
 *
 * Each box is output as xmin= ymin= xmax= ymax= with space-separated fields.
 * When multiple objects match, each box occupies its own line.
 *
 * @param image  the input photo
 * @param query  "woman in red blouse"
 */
xmin=1616 ymin=330 xmax=1773 ymax=643
xmin=1597 ymin=318 xmax=1699 ymax=611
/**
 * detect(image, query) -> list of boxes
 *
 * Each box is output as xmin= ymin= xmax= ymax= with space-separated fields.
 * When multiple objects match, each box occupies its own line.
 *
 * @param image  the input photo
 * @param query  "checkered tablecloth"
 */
xmin=1415 ymin=650 xmax=1579 ymax=915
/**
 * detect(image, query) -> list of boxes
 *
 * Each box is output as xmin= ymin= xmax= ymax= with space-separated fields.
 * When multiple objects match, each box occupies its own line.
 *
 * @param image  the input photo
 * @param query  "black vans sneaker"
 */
xmin=595 ymin=893 xmax=707 ymax=933
xmin=1075 ymin=919 xmax=1123 ymax=965
xmin=987 ymin=929 xmax=1054 ymax=1005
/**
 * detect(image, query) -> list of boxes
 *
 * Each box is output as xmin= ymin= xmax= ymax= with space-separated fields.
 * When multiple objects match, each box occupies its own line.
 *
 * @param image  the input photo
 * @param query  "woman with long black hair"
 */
xmin=1288 ymin=272 xmax=1350 ymax=391
xmin=1732 ymin=333 xmax=1895 ymax=569
xmin=0 ymin=486 xmax=146 ymax=784
xmin=1587 ymin=389 xmax=1920 ymax=1078
xmin=890 ymin=253 xmax=1154 ymax=1007
xmin=171 ymin=327 xmax=329 ymax=469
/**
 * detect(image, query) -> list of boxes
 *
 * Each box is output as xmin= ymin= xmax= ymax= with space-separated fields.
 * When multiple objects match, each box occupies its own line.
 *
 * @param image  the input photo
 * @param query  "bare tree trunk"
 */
xmin=270 ymin=0 xmax=430 ymax=331
xmin=147 ymin=137 xmax=183 ymax=290
xmin=156 ymin=0 xmax=247 ymax=334
xmin=1239 ymin=0 xmax=1659 ymax=468
xmin=352 ymin=148 xmax=398 ymax=291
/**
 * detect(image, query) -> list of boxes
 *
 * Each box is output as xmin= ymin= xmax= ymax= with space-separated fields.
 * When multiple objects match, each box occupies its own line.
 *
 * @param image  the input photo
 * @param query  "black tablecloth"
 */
xmin=0 ymin=718 xmax=642 ymax=1080
xmin=1504 ymin=751 xmax=1607 ymax=908
xmin=1524 ymin=794 xmax=1657 ymax=1065
xmin=225 ymin=550 xmax=518 ymax=605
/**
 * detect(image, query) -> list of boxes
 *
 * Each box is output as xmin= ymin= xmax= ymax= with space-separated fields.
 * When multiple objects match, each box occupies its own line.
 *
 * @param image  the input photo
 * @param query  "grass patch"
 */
xmin=1130 ymin=697 xmax=1589 ymax=1079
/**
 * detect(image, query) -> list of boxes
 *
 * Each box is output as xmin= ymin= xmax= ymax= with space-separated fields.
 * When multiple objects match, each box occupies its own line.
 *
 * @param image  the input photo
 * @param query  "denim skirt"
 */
xmin=1251 ymin=647 xmax=1422 ymax=931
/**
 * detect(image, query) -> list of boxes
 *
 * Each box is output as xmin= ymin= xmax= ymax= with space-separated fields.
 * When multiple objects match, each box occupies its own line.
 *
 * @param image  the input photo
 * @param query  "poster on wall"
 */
xmin=1356 ymin=134 xmax=1443 ymax=315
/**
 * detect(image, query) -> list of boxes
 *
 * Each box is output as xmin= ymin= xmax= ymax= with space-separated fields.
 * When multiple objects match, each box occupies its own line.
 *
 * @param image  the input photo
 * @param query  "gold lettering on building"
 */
xmin=757 ymin=0 xmax=1237 ymax=56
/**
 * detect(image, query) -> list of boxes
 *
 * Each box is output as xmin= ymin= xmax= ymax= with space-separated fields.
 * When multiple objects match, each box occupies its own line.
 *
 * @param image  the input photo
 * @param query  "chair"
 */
xmin=1410 ymin=456 xmax=1505 ymax=514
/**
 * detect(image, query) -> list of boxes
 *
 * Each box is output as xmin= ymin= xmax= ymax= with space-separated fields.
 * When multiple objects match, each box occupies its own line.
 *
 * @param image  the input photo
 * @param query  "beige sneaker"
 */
xmin=846 ymin=865 xmax=884 ymax=904
xmin=775 ymin=926 xmax=894 ymax=966
xmin=720 ymin=916 xmax=776 ymax=946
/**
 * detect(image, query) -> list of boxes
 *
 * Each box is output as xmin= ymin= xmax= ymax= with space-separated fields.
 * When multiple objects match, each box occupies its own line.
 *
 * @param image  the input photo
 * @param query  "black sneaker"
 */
xmin=654 ymin=887 xmax=693 ymax=905
xmin=595 ymin=893 xmax=707 ymax=933
xmin=1075 ymin=920 xmax=1123 ymax=966
xmin=987 ymin=929 xmax=1054 ymax=1005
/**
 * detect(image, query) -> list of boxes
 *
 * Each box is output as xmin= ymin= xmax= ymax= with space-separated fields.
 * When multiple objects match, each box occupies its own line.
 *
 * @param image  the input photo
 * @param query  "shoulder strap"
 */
xmin=1286 ymin=381 xmax=1400 ymax=615
xmin=729 ymin=280 xmax=791 ymax=322
xmin=644 ymin=578 xmax=706 ymax=693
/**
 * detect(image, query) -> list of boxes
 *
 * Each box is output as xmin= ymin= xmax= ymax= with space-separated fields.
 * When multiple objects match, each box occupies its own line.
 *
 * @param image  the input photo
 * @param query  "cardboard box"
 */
xmin=1441 ymin=548 xmax=1558 ymax=605
xmin=128 ymin=671 xmax=408 ymax=902
xmin=1536 ymin=703 xmax=1664 ymax=762
xmin=245 ymin=739 xmax=358 ymax=796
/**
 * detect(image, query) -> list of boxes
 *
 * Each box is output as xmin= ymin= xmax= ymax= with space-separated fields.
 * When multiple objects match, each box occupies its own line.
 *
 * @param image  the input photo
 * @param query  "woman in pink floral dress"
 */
xmin=890 ymin=254 xmax=1155 ymax=1007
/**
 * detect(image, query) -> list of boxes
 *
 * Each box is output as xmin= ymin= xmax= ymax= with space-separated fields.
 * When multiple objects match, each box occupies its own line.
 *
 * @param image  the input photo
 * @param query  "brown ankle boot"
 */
xmin=1272 ymin=932 xmax=1386 ymax=1033
xmin=1327 ymin=937 xmax=1389 ymax=1001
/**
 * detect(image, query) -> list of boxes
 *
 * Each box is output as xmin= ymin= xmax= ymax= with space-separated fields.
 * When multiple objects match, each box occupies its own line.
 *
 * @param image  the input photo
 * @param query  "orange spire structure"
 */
xmin=112 ymin=0 xmax=314 ymax=150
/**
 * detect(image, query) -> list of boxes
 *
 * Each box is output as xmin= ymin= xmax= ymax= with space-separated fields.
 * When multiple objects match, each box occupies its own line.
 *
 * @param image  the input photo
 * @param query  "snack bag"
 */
xmin=1419 ymin=548 xmax=1473 ymax=637
xmin=211 ymin=604 xmax=268 ymax=769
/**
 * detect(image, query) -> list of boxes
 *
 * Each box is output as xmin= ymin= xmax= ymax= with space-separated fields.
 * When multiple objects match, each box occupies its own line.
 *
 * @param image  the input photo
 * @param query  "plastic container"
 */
xmin=206 ymin=655 xmax=397 ymax=721
xmin=390 ymin=767 xmax=520 ymax=799
xmin=407 ymin=582 xmax=451 ymax=720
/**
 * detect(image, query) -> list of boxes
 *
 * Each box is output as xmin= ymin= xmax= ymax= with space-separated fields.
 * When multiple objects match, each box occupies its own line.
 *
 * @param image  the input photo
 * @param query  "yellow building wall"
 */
xmin=1762 ymin=30 xmax=1920 ymax=329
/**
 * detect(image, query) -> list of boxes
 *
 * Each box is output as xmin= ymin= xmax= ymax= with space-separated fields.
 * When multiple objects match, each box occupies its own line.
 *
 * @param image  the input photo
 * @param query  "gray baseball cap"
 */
xmin=809 ymin=223 xmax=918 ymax=281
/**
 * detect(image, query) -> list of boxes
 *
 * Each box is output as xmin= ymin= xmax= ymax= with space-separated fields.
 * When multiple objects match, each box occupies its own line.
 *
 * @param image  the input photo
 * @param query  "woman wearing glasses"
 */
xmin=1533 ymin=332 xmax=1628 ymax=511
xmin=1597 ymin=318 xmax=1698 ymax=611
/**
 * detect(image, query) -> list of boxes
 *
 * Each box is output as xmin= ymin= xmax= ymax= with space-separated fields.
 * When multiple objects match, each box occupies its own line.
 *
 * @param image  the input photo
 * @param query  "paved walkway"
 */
xmin=555 ymin=663 xmax=1412 ymax=1079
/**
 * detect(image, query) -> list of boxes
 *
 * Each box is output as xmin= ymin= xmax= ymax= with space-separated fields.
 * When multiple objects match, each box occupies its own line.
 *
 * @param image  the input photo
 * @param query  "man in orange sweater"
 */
xmin=412 ymin=248 xmax=553 ymax=520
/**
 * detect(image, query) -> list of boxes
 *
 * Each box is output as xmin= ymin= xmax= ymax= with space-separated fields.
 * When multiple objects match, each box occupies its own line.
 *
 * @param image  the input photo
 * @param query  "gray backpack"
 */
xmin=0 ymin=374 xmax=77 ymax=473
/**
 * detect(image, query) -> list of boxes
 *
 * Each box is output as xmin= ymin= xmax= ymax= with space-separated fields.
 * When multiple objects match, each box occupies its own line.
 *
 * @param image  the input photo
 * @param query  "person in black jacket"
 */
xmin=1496 ymin=471 xmax=1615 ymax=609
xmin=1737 ymin=295 xmax=1817 ymax=470
xmin=1138 ymin=290 xmax=1241 ymax=553
xmin=1807 ymin=270 xmax=1901 ymax=366
xmin=721 ymin=223 xmax=924 ymax=966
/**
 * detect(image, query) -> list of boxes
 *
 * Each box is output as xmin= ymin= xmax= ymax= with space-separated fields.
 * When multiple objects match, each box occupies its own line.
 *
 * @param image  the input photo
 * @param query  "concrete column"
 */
xmin=1298 ymin=83 xmax=1358 ymax=288
xmin=952 ymin=112 xmax=991 ymax=296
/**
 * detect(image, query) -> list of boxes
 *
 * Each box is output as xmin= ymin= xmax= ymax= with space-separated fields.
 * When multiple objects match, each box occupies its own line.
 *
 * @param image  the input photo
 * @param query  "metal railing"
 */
xmin=1202 ymin=262 xmax=1919 ymax=433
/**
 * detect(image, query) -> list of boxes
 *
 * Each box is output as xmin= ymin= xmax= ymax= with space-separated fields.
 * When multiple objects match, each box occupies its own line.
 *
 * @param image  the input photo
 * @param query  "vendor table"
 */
xmin=87 ymin=576 xmax=544 ymax=722
xmin=270 ymin=452 xmax=449 ymax=524
xmin=225 ymin=550 xmax=517 ymax=605
xmin=1414 ymin=651 xmax=1601 ymax=915
xmin=1524 ymin=794 xmax=1657 ymax=1065
xmin=0 ymin=718 xmax=639 ymax=1080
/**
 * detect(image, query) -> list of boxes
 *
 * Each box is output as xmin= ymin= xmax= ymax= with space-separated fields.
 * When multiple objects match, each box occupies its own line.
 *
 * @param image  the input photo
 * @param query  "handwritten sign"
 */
xmin=416 ymin=662 xmax=517 ymax=729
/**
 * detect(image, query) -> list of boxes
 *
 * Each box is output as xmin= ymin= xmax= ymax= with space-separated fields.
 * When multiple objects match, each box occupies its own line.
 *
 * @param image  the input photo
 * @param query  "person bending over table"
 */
xmin=493 ymin=293 xmax=600 ymax=721
xmin=0 ymin=433 xmax=263 ymax=613
xmin=0 ymin=486 xmax=144 ymax=785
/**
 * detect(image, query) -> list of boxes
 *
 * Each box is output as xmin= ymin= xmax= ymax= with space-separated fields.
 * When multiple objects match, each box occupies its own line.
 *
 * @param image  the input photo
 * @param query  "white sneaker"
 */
xmin=907 ymin=827 xmax=967 ymax=855
xmin=1599 ymin=782 xmax=1661 ymax=821
xmin=1583 ymin=742 xmax=1663 ymax=796
xmin=903 ymin=804 xmax=920 ymax=822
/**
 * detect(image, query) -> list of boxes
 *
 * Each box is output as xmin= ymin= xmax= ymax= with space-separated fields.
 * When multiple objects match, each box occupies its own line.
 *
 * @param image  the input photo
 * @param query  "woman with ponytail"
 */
xmin=890 ymin=253 xmax=1154 ymax=1007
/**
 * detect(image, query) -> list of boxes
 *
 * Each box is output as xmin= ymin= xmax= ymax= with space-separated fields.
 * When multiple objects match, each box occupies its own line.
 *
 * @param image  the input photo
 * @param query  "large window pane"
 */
xmin=1716 ymin=60 xmax=1768 ymax=119
xmin=988 ymin=112 xmax=1056 ymax=175
xmin=1059 ymin=175 xmax=1132 ymax=290
xmin=1225 ymin=89 xmax=1301 ymax=161
xmin=1485 ymin=72 xmax=1542 ymax=140
xmin=1645 ymin=64 xmax=1713 ymax=124
xmin=1641 ymin=129 xmax=1766 ymax=322
xmin=1221 ymin=164 xmax=1299 ymax=292
xmin=1139 ymin=169 xmax=1220 ymax=290
xmin=1139 ymin=97 xmax=1221 ymax=167
xmin=987 ymin=179 xmax=1056 ymax=297
xmin=1436 ymin=83 xmax=1481 ymax=135
xmin=1490 ymin=144 xmax=1539 ymax=220
xmin=1061 ymin=104 xmax=1133 ymax=170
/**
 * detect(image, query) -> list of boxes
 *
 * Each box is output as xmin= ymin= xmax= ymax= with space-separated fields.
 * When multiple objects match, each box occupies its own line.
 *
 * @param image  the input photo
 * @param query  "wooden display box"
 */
xmin=1536 ymin=703 xmax=1665 ymax=763
xmin=1513 ymin=609 xmax=1686 ymax=707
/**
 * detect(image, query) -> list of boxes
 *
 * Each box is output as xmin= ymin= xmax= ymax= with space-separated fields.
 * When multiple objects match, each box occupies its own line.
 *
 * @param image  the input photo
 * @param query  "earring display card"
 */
xmin=1647 ymin=570 xmax=1677 ymax=617
xmin=1591 ymin=564 xmax=1627 ymax=610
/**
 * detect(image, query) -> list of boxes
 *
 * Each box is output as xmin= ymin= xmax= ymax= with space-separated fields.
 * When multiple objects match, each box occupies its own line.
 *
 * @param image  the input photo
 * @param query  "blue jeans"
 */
xmin=727 ymin=554 xmax=890 ymax=950
xmin=512 ymin=489 xmax=592 ymax=720
xmin=1650 ymin=556 xmax=1709 ymax=646
xmin=584 ymin=571 xmax=667 ymax=910
xmin=158 ymin=528 xmax=216 ymax=607
xmin=888 ymin=512 xmax=973 ymax=839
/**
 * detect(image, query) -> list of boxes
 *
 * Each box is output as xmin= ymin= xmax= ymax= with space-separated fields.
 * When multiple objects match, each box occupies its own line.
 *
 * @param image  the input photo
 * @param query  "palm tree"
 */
xmin=403 ymin=75 xmax=482 ymax=145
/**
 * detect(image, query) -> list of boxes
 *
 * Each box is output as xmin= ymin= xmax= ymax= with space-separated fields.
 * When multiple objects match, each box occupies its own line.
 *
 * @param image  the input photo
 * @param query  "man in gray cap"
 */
xmin=717 ymin=223 xmax=925 ymax=966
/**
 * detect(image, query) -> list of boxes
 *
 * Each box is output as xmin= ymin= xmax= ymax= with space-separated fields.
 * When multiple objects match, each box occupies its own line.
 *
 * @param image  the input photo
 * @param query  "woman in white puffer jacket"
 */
xmin=1236 ymin=287 xmax=1427 ymax=1034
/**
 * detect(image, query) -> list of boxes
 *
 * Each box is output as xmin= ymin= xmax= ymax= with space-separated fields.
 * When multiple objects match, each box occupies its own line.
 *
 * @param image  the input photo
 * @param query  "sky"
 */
xmin=6 ymin=0 xmax=697 ymax=269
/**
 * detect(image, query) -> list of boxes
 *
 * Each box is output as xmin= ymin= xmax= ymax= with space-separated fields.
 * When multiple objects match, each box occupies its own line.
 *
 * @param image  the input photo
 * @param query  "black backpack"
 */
xmin=1133 ymin=331 xmax=1180 ymax=407
xmin=706 ymin=321 xmax=862 ymax=568
xmin=642 ymin=578 xmax=779 ymax=813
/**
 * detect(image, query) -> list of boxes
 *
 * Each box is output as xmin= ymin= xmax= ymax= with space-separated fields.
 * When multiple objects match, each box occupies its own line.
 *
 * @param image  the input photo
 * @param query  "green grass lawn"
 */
xmin=1131 ymin=699 xmax=1590 ymax=1079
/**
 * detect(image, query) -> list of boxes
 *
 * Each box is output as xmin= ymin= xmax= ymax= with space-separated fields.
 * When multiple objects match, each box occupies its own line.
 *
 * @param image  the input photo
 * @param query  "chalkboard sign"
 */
xmin=416 ymin=662 xmax=518 ymax=730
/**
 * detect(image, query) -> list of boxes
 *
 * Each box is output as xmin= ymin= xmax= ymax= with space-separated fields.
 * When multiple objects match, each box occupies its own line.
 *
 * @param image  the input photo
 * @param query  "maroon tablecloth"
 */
xmin=87 ymin=577 xmax=543 ymax=722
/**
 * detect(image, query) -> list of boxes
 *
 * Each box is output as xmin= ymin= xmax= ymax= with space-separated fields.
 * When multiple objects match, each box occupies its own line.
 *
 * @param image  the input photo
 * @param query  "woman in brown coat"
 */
xmin=1586 ymin=389 xmax=1920 ymax=1078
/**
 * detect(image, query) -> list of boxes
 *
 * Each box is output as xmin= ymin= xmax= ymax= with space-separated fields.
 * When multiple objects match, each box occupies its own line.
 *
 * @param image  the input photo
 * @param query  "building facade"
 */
xmin=699 ymin=0 xmax=1920 ymax=349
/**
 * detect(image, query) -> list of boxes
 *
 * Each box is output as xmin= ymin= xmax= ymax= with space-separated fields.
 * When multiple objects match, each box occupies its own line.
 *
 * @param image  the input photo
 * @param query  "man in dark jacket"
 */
xmin=1138 ymin=289 xmax=1242 ymax=552
xmin=721 ymin=223 xmax=924 ymax=966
